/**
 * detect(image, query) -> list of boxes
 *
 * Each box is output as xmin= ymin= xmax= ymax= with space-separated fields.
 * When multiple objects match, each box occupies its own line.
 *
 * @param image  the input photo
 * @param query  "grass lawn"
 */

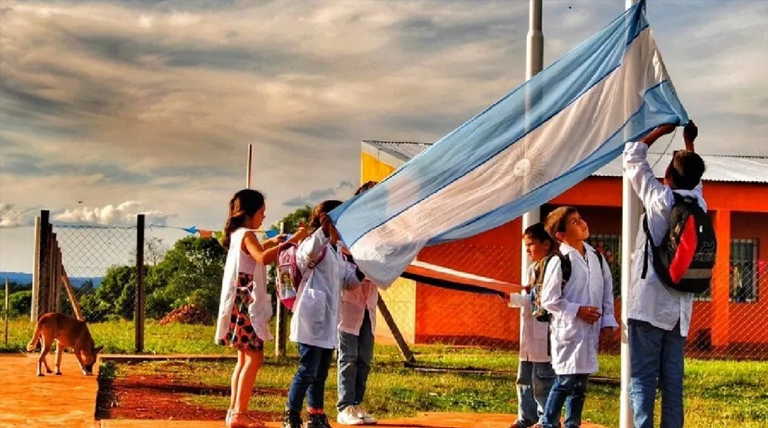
xmin=106 ymin=357 xmax=768 ymax=428
xmin=7 ymin=318 xmax=767 ymax=427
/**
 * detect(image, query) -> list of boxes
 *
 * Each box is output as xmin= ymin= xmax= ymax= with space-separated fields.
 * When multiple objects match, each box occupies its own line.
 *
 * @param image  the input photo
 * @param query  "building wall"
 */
xmin=415 ymin=220 xmax=522 ymax=346
xmin=362 ymin=149 xmax=768 ymax=350
xmin=729 ymin=212 xmax=768 ymax=346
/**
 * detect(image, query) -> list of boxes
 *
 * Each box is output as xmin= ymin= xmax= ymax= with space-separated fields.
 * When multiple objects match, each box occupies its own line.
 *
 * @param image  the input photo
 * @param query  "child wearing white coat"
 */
xmin=336 ymin=181 xmax=380 ymax=426
xmin=539 ymin=207 xmax=618 ymax=428
xmin=507 ymin=222 xmax=557 ymax=428
xmin=283 ymin=200 xmax=365 ymax=428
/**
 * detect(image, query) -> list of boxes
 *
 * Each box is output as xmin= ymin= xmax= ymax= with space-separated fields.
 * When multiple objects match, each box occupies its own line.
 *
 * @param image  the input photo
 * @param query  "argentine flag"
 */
xmin=331 ymin=0 xmax=688 ymax=287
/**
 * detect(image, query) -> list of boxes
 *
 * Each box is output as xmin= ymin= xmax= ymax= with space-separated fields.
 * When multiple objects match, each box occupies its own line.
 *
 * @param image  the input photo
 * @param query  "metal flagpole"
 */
xmin=522 ymin=0 xmax=544 ymax=286
xmin=246 ymin=144 xmax=253 ymax=189
xmin=621 ymin=1 xmax=641 ymax=427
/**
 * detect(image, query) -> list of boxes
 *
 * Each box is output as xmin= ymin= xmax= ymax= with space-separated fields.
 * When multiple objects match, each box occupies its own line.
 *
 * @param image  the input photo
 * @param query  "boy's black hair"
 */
xmin=523 ymin=222 xmax=556 ymax=249
xmin=666 ymin=150 xmax=706 ymax=190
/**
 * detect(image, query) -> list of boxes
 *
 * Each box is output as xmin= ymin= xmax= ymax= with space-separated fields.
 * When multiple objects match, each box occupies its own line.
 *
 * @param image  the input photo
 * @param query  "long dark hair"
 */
xmin=309 ymin=200 xmax=343 ymax=232
xmin=222 ymin=189 xmax=265 ymax=250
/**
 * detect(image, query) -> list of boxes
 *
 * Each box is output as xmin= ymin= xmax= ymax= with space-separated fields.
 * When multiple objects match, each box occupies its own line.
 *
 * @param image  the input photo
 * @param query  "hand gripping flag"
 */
xmin=331 ymin=0 xmax=688 ymax=287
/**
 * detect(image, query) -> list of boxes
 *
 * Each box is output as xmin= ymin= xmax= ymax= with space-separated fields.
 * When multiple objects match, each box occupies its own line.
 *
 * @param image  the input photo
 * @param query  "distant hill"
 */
xmin=0 ymin=272 xmax=102 ymax=288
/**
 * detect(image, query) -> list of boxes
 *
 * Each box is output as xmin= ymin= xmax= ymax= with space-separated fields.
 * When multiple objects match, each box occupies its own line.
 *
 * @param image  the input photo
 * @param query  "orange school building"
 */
xmin=364 ymin=141 xmax=768 ymax=357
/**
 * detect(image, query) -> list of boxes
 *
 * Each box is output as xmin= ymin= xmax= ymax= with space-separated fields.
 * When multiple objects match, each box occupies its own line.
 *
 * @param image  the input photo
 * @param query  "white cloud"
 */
xmin=0 ymin=203 xmax=39 ymax=228
xmin=0 ymin=201 xmax=174 ymax=228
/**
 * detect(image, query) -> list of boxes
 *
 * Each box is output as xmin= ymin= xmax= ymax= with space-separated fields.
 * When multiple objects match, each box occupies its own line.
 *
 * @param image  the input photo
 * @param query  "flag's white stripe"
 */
xmin=410 ymin=260 xmax=514 ymax=286
xmin=352 ymin=29 xmax=665 ymax=286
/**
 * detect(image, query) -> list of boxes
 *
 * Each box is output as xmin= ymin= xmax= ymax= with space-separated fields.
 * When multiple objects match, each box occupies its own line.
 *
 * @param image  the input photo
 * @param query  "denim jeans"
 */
xmin=516 ymin=361 xmax=556 ymax=426
xmin=628 ymin=319 xmax=686 ymax=428
xmin=337 ymin=310 xmax=375 ymax=411
xmin=287 ymin=343 xmax=335 ymax=412
xmin=541 ymin=374 xmax=589 ymax=428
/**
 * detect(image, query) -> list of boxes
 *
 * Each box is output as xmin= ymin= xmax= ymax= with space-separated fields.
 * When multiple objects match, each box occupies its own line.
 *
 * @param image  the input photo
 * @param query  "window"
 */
xmin=587 ymin=234 xmax=622 ymax=298
xmin=730 ymin=239 xmax=759 ymax=303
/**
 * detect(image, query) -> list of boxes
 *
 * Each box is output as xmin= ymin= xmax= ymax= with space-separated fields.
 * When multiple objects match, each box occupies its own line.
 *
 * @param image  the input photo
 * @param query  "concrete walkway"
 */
xmin=1 ymin=353 xmax=607 ymax=428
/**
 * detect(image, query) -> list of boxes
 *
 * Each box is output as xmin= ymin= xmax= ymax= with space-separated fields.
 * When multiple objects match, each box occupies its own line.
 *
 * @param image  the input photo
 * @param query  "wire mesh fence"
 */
xmin=54 ymin=225 xmax=139 ymax=322
xmin=28 ymin=206 xmax=767 ymax=365
xmin=375 ymin=213 xmax=768 ymax=372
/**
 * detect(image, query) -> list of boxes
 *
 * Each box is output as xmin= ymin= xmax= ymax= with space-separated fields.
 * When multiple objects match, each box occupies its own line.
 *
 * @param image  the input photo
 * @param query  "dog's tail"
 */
xmin=26 ymin=319 xmax=42 ymax=352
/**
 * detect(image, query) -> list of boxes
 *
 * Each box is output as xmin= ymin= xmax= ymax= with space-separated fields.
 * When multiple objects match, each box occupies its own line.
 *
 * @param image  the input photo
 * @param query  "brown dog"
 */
xmin=26 ymin=312 xmax=102 ymax=376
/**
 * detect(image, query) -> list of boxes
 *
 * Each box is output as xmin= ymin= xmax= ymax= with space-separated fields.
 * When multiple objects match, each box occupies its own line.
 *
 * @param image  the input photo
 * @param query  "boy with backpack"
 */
xmin=623 ymin=121 xmax=713 ymax=428
xmin=507 ymin=223 xmax=558 ymax=428
xmin=539 ymin=207 xmax=618 ymax=428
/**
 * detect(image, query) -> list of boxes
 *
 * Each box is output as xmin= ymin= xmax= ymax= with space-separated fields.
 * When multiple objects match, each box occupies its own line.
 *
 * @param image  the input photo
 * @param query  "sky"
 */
xmin=1 ymin=0 xmax=767 ymax=273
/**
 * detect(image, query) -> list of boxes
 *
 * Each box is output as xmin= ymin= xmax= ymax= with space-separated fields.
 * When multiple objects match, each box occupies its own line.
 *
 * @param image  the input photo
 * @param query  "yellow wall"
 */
xmin=375 ymin=278 xmax=417 ymax=344
xmin=361 ymin=152 xmax=396 ymax=184
xmin=361 ymin=151 xmax=416 ymax=343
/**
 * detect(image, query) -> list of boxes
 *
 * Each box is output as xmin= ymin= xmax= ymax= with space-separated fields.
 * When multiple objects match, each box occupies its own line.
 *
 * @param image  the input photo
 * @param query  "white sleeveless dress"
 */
xmin=214 ymin=228 xmax=273 ymax=349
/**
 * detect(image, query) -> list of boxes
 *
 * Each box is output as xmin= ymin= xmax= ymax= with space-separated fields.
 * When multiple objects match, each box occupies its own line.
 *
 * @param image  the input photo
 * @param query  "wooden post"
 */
xmin=275 ymin=221 xmax=288 ymax=358
xmin=48 ymin=231 xmax=57 ymax=314
xmin=61 ymin=267 xmax=84 ymax=321
xmin=135 ymin=214 xmax=146 ymax=353
xmin=35 ymin=211 xmax=50 ymax=320
xmin=53 ymin=243 xmax=62 ymax=313
xmin=377 ymin=295 xmax=415 ymax=364
xmin=4 ymin=279 xmax=9 ymax=345
xmin=31 ymin=216 xmax=42 ymax=322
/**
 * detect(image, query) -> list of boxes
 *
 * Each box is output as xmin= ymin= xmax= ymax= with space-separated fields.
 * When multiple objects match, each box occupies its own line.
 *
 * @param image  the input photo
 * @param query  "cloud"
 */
xmin=0 ymin=204 xmax=40 ymax=228
xmin=282 ymin=180 xmax=356 ymax=208
xmin=0 ymin=201 xmax=174 ymax=228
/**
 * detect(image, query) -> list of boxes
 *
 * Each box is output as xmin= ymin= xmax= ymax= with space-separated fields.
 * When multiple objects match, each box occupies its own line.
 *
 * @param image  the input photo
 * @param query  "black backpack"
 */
xmin=642 ymin=193 xmax=717 ymax=294
xmin=530 ymin=249 xmax=604 ymax=322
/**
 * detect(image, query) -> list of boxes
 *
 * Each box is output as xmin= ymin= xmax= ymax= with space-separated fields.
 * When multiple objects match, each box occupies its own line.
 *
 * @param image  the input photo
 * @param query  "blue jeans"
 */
xmin=337 ymin=310 xmax=375 ymax=411
xmin=541 ymin=374 xmax=589 ymax=428
xmin=629 ymin=319 xmax=686 ymax=428
xmin=516 ymin=361 xmax=556 ymax=426
xmin=287 ymin=343 xmax=335 ymax=412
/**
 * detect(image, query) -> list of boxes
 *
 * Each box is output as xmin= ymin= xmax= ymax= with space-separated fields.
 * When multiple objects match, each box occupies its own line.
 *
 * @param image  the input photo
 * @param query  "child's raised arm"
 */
xmin=243 ymin=228 xmax=308 ymax=265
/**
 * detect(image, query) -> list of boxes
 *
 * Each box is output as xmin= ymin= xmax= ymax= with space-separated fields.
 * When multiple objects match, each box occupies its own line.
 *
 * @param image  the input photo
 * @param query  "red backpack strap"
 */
xmin=307 ymin=245 xmax=328 ymax=270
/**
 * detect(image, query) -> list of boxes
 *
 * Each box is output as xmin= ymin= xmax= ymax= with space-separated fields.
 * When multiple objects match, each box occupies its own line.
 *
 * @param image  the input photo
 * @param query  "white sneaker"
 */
xmin=336 ymin=406 xmax=364 ymax=425
xmin=353 ymin=405 xmax=378 ymax=425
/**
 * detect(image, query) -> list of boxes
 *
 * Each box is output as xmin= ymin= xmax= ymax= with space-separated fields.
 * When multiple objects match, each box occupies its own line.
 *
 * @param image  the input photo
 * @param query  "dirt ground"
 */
xmin=104 ymin=373 xmax=283 ymax=422
xmin=0 ymin=352 xmax=607 ymax=428
xmin=0 ymin=353 xmax=100 ymax=428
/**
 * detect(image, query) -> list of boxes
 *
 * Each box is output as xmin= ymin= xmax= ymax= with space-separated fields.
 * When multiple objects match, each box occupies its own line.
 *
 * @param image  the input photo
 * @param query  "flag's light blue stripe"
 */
xmin=331 ymin=2 xmax=648 ymax=248
xmin=431 ymin=81 xmax=687 ymax=243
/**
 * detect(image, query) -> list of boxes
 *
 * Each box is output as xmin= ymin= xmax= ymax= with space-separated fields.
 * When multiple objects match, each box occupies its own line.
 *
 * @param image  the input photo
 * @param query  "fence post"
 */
xmin=54 ymin=244 xmax=62 ymax=313
xmin=48 ymin=231 xmax=57 ymax=314
xmin=274 ymin=222 xmax=288 ymax=358
xmin=4 ymin=278 xmax=9 ymax=345
xmin=31 ymin=215 xmax=42 ymax=321
xmin=36 ymin=211 xmax=51 ymax=319
xmin=135 ymin=214 xmax=146 ymax=353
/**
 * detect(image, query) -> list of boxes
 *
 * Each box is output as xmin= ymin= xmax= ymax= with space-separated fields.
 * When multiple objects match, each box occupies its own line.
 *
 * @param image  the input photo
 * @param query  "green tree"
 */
xmin=145 ymin=236 xmax=226 ymax=320
xmin=80 ymin=266 xmax=137 ymax=321
xmin=272 ymin=205 xmax=311 ymax=233
xmin=0 ymin=290 xmax=32 ymax=318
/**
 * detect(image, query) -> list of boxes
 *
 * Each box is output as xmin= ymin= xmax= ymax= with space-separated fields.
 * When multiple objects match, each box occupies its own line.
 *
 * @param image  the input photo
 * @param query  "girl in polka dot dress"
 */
xmin=215 ymin=189 xmax=308 ymax=428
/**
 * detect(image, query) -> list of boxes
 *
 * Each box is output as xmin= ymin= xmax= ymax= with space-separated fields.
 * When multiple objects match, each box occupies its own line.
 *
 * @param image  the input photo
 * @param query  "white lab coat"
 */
xmin=508 ymin=263 xmax=551 ymax=363
xmin=290 ymin=229 xmax=363 ymax=349
xmin=541 ymin=242 xmax=618 ymax=375
xmin=623 ymin=142 xmax=705 ymax=337
xmin=339 ymin=279 xmax=378 ymax=336
xmin=215 ymin=228 xmax=273 ymax=344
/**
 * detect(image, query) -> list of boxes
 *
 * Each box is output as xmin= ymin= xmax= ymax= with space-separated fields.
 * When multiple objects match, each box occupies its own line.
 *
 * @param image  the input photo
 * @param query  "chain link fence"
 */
xmin=54 ymin=225 xmax=139 ymax=322
xmin=375 ymin=210 xmax=768 ymax=373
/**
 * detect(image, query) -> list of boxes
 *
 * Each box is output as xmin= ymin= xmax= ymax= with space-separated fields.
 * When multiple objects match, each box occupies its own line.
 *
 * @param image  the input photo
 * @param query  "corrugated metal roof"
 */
xmin=362 ymin=140 xmax=768 ymax=184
